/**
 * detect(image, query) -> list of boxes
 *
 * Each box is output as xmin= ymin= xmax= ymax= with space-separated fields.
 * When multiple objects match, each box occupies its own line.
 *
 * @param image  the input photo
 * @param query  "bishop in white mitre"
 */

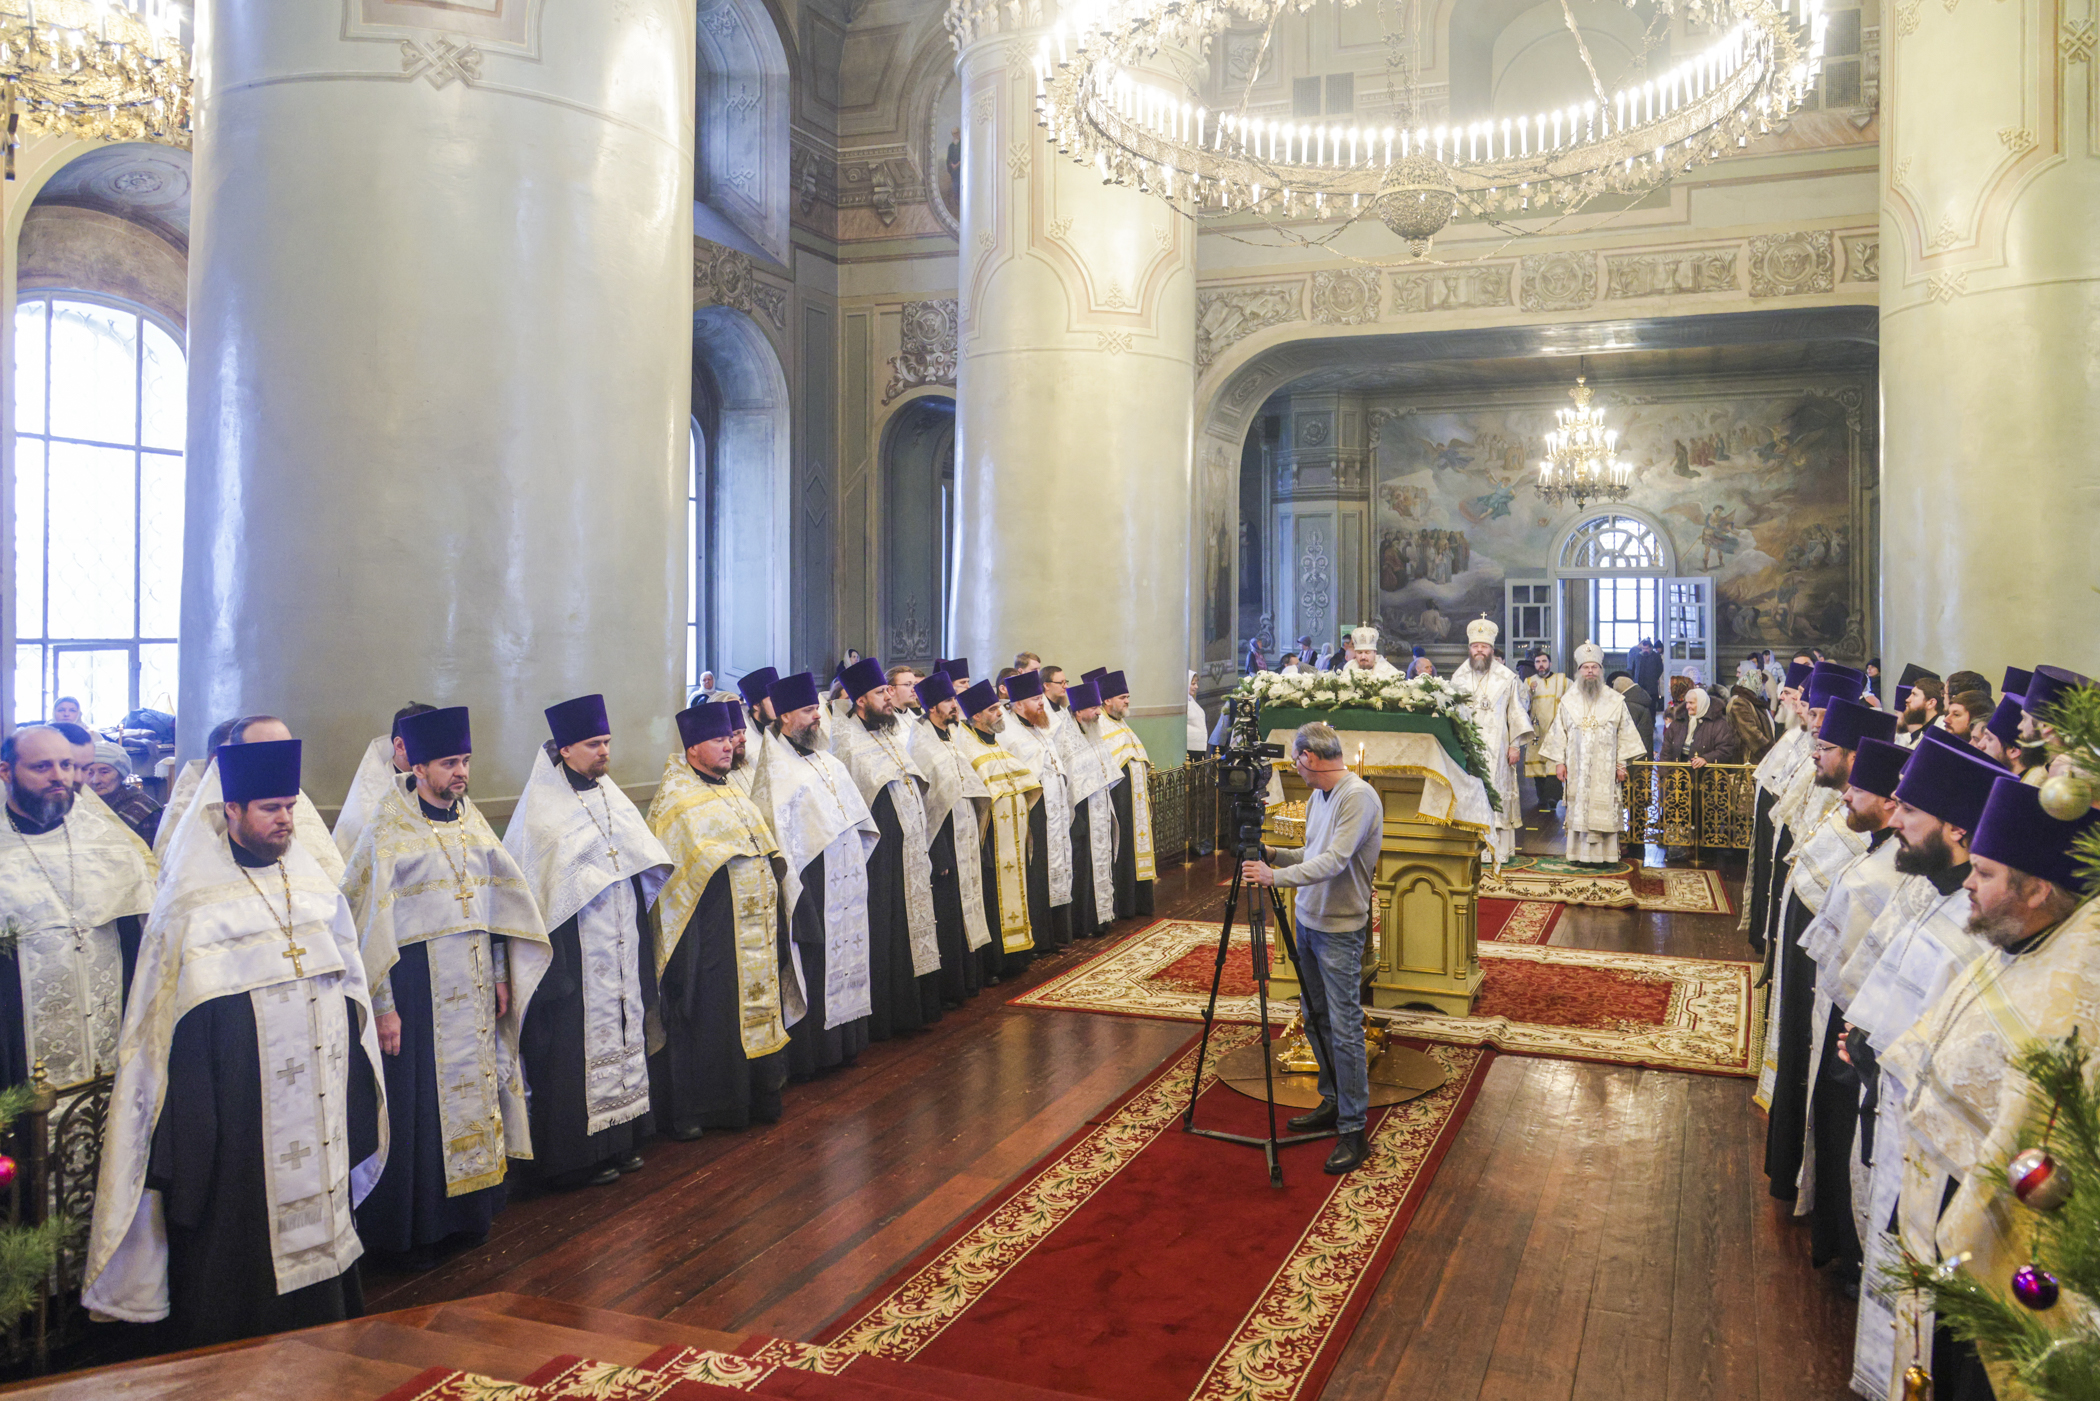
xmin=342 ymin=705 xmax=549 ymax=1268
xmin=0 ymin=725 xmax=154 ymax=1091
xmin=503 ymin=695 xmax=672 ymax=1189
xmin=1343 ymin=625 xmax=1402 ymax=678
xmin=829 ymin=659 xmax=943 ymax=1036
xmin=1446 ymin=616 xmax=1533 ymax=866
xmin=1538 ymin=641 xmax=1646 ymax=865
xmin=753 ymin=671 xmax=881 ymax=1080
xmin=84 ymin=739 xmax=386 ymax=1348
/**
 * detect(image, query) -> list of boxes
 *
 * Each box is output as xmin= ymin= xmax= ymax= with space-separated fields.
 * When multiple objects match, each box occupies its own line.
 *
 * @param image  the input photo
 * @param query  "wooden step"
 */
xmin=294 ymin=1318 xmax=541 ymax=1382
xmin=416 ymin=1302 xmax=664 ymax=1369
xmin=466 ymin=1292 xmax=745 ymax=1355
xmin=0 ymin=1338 xmax=419 ymax=1400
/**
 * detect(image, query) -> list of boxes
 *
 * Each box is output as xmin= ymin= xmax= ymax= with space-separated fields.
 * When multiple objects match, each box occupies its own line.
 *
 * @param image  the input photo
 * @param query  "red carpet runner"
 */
xmin=817 ymin=1026 xmax=1491 ymax=1401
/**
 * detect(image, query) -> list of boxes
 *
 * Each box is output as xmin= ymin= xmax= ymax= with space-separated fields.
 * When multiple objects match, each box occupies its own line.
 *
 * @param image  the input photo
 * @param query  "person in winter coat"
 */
xmin=1725 ymin=681 xmax=1776 ymax=766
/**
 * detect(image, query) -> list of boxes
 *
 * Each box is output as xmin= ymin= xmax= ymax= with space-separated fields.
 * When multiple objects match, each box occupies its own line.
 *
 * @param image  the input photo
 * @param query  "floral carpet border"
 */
xmin=1479 ymin=861 xmax=1734 ymax=914
xmin=1010 ymin=920 xmax=1758 ymax=1077
xmin=819 ymin=1027 xmax=1491 ymax=1401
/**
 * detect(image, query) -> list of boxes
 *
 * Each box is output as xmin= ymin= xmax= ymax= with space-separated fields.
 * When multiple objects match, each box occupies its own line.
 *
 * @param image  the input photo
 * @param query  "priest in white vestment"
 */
xmin=735 ymin=667 xmax=782 ymax=801
xmin=503 ymin=695 xmax=672 ymax=1188
xmin=999 ymin=669 xmax=1075 ymax=952
xmin=1524 ymin=650 xmax=1571 ymax=810
xmin=85 ymin=739 xmax=385 ymax=1346
xmin=333 ymin=703 xmax=435 ymax=861
xmin=1091 ymin=670 xmax=1156 ymax=920
xmin=1446 ymin=616 xmax=1532 ymax=866
xmin=342 ymin=706 xmax=549 ymax=1268
xmin=908 ymin=673 xmax=998 ymax=1002
xmin=0 ymin=725 xmax=155 ymax=1090
xmin=1877 ymin=778 xmax=2099 ymax=1396
xmin=830 ymin=658 xmax=943 ymax=1035
xmin=754 ymin=671 xmax=880 ymax=1079
xmin=156 ymin=717 xmax=345 ymax=886
xmin=955 ymin=680 xmax=1046 ymax=974
xmin=1537 ymin=642 xmax=1646 ymax=865
xmin=1057 ymin=679 xmax=1122 ymax=939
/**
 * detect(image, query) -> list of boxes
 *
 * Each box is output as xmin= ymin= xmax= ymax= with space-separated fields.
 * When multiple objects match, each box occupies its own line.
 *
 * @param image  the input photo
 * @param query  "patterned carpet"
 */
xmin=1479 ymin=855 xmax=1735 ymax=913
xmin=1010 ymin=919 xmax=1760 ymax=1078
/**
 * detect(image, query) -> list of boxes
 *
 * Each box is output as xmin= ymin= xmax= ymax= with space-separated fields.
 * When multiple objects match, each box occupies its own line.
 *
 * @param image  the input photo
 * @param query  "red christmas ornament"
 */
xmin=0 ymin=1154 xmax=17 ymax=1190
xmin=2011 ymin=1264 xmax=2060 ymax=1310
xmin=2010 ymin=1148 xmax=2073 ymax=1212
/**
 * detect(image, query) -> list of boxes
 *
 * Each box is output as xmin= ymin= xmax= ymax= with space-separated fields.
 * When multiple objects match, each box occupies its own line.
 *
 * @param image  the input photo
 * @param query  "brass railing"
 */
xmin=1621 ymin=760 xmax=1758 ymax=859
xmin=1149 ymin=756 xmax=1222 ymax=869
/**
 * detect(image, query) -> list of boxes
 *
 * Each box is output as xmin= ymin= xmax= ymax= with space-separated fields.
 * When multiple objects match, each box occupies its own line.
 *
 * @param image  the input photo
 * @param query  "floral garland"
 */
xmin=1232 ymin=668 xmax=1504 ymax=814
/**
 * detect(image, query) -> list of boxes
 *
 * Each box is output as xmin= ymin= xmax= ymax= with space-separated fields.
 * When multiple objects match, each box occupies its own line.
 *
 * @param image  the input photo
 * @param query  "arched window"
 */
xmin=13 ymin=295 xmax=184 ymax=725
xmin=1558 ymin=513 xmax=1663 ymax=654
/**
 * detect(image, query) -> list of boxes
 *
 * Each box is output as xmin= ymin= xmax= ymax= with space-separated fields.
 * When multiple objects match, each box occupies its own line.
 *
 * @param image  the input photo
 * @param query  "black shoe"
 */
xmin=586 ymin=1163 xmax=622 ymax=1187
xmin=1287 ymin=1099 xmax=1339 ymax=1132
xmin=663 ymin=1124 xmax=705 ymax=1142
xmin=1323 ymin=1130 xmax=1369 ymax=1175
xmin=617 ymin=1152 xmax=645 ymax=1174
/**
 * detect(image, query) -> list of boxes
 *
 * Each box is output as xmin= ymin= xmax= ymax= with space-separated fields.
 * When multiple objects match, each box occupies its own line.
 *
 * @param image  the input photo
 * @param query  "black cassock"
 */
xmin=148 ymin=972 xmax=379 ymax=1346
xmin=785 ymin=849 xmax=873 ymax=1080
xmin=927 ymin=814 xmax=985 ymax=1007
xmin=979 ymin=825 xmax=1032 ymax=982
xmin=1025 ymin=800 xmax=1072 ymax=954
xmin=863 ymin=786 xmax=941 ymax=1040
xmin=518 ymin=875 xmax=656 ymax=1180
xmin=0 ymin=808 xmax=144 ymax=1090
xmin=1745 ymin=786 xmax=1783 ymax=955
xmin=1067 ymin=801 xmax=1106 ymax=939
xmin=649 ymin=849 xmax=790 ymax=1132
xmin=1109 ymin=768 xmax=1154 ymax=921
xmin=1761 ymin=890 xmax=1818 ymax=1201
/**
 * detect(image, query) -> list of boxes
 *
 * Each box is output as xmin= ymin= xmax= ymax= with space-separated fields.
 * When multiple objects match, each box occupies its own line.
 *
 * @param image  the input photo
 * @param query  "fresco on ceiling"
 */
xmin=1371 ymin=384 xmax=1863 ymax=648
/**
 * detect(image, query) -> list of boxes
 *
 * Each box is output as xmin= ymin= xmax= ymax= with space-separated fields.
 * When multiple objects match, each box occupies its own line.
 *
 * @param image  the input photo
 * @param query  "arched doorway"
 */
xmin=693 ymin=307 xmax=790 ymax=689
xmin=878 ymin=394 xmax=955 ymax=669
xmin=1542 ymin=509 xmax=1713 ymax=679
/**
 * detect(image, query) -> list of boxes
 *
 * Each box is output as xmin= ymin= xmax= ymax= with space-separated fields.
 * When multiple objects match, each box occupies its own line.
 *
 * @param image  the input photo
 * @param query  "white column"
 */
xmin=182 ymin=2 xmax=694 ymax=803
xmin=1880 ymin=0 xmax=2100 ymax=676
xmin=949 ymin=12 xmax=1195 ymax=760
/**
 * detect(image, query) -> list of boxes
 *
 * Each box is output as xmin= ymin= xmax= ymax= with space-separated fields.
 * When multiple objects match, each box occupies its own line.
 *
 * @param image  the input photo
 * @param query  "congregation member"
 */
xmin=1726 ymin=678 xmax=1776 ymax=764
xmin=1605 ymin=669 xmax=1656 ymax=756
xmin=1092 ymin=670 xmax=1156 ymax=918
xmin=1877 ymin=778 xmax=2100 ymax=1397
xmin=1631 ymin=637 xmax=1665 ymax=704
xmin=955 ymin=679 xmax=1043 ymax=976
xmin=1662 ymin=684 xmax=1743 ymax=767
xmin=647 ymin=700 xmax=798 ymax=1135
xmin=84 ymin=738 xmax=383 ymax=1346
xmin=908 ymin=672 xmax=996 ymax=1002
xmin=342 ymin=706 xmax=548 ymax=1270
xmin=1523 ymin=649 xmax=1569 ymax=811
xmin=755 ymin=671 xmax=879 ymax=1078
xmin=503 ymin=695 xmax=671 ymax=1189
xmin=1186 ymin=671 xmax=1208 ymax=759
xmin=1447 ymin=618 xmax=1531 ymax=865
xmin=1056 ymin=678 xmax=1120 ymax=940
xmin=1000 ymin=669 xmax=1076 ymax=954
xmin=1537 ymin=642 xmax=1646 ymax=865
xmin=0 ymin=725 xmax=156 ymax=1089
xmin=829 ymin=658 xmax=943 ymax=1037
xmin=335 ymin=702 xmax=436 ymax=860
xmin=84 ymin=742 xmax=163 ymax=846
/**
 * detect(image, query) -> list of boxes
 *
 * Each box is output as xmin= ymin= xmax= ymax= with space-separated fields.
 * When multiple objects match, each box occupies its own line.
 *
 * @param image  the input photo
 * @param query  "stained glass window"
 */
xmin=13 ymin=295 xmax=185 ymax=727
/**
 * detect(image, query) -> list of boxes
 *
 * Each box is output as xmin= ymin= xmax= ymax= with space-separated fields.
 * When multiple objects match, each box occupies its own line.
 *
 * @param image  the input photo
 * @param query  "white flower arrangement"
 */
xmin=1231 ymin=666 xmax=1502 ymax=812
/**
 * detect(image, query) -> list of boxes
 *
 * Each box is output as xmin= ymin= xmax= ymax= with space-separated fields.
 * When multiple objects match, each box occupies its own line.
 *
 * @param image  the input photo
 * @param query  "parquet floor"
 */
xmin=340 ymin=802 xmax=1857 ymax=1400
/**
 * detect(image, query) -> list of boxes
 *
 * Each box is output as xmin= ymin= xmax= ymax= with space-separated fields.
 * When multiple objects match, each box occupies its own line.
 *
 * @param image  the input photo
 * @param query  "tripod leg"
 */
xmin=1184 ymin=867 xmax=1244 ymax=1129
xmin=1250 ymin=902 xmax=1283 ymax=1187
xmin=1268 ymin=885 xmax=1338 ymax=1082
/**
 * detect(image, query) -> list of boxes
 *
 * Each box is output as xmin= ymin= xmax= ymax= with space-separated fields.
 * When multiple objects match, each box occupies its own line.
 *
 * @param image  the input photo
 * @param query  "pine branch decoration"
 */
xmin=2036 ymin=684 xmax=2100 ymax=895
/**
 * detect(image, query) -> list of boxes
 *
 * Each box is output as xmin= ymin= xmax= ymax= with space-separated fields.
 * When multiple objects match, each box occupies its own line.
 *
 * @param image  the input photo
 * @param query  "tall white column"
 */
xmin=182 ymin=2 xmax=694 ymax=803
xmin=1880 ymin=0 xmax=2100 ymax=676
xmin=949 ymin=11 xmax=1195 ymax=760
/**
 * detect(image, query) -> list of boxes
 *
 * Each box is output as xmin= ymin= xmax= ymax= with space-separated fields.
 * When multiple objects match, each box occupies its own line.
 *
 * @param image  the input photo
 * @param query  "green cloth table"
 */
xmin=1257 ymin=708 xmax=1468 ymax=767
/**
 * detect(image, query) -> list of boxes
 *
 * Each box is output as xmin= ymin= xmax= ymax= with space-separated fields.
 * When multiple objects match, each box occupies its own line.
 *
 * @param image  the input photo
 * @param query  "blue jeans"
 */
xmin=1295 ymin=921 xmax=1369 ymax=1134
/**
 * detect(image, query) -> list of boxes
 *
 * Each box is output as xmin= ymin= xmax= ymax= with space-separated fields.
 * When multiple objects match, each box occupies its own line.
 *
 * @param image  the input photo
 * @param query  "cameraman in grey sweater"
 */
xmin=1242 ymin=721 xmax=1383 ymax=1173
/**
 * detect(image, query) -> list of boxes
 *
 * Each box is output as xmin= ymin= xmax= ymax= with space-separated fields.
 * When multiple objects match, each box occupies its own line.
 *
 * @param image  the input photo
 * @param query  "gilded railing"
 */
xmin=1621 ymin=760 xmax=1757 ymax=858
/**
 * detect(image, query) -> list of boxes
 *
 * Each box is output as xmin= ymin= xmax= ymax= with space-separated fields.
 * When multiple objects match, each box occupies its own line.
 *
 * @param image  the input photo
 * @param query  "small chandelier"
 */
xmin=1537 ymin=376 xmax=1631 ymax=509
xmin=0 ymin=0 xmax=192 ymax=179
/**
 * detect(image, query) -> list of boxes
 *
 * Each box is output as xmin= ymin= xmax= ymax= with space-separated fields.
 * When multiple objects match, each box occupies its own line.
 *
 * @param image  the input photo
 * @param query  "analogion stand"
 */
xmin=1258 ymin=711 xmax=1491 ymax=1017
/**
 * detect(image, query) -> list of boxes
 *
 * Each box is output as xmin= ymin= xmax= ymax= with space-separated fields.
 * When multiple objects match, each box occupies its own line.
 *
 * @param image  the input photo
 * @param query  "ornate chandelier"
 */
xmin=0 ymin=0 xmax=191 ymax=178
xmin=1537 ymin=376 xmax=1631 ymax=509
xmin=1029 ymin=0 xmax=1827 ymax=257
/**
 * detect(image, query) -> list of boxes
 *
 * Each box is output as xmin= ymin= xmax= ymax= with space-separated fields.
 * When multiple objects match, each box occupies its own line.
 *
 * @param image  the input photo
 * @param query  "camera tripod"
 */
xmin=1181 ymin=833 xmax=1340 ymax=1188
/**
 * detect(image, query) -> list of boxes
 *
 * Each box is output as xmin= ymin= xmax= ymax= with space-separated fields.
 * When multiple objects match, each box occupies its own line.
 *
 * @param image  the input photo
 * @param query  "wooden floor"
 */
xmin=41 ymin=800 xmax=1860 ymax=1398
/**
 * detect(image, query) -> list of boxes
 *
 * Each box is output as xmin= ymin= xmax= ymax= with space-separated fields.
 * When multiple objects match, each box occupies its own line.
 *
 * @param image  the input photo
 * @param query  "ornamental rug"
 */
xmin=815 ymin=1026 xmax=1494 ymax=1401
xmin=1480 ymin=854 xmax=1735 ymax=914
xmin=1008 ymin=919 xmax=1759 ymax=1078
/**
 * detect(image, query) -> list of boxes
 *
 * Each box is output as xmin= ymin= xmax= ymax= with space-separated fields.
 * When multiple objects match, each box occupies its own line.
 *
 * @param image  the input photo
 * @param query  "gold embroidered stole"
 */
xmin=647 ymin=756 xmax=790 ymax=1058
xmin=1100 ymin=720 xmax=1156 ymax=881
xmin=955 ymin=727 xmax=1041 ymax=952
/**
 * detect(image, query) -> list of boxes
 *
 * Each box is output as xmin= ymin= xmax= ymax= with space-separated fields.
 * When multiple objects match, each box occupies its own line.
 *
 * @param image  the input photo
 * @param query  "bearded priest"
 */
xmin=0 ymin=725 xmax=155 ymax=1091
xmin=84 ymin=738 xmax=384 ymax=1347
xmin=1093 ymin=670 xmax=1156 ymax=920
xmin=907 ymin=673 xmax=996 ymax=1003
xmin=755 ymin=672 xmax=880 ymax=1079
xmin=1538 ymin=642 xmax=1647 ymax=866
xmin=998 ymin=669 xmax=1075 ymax=954
xmin=647 ymin=700 xmax=799 ymax=1136
xmin=830 ymin=658 xmax=943 ymax=1037
xmin=1344 ymin=626 xmax=1401 ymax=678
xmin=333 ymin=703 xmax=436 ymax=862
xmin=956 ymin=680 xmax=1044 ymax=978
xmin=1447 ymin=616 xmax=1533 ymax=866
xmin=342 ymin=706 xmax=548 ymax=1269
xmin=503 ymin=695 xmax=672 ymax=1189
xmin=1057 ymin=679 xmax=1120 ymax=939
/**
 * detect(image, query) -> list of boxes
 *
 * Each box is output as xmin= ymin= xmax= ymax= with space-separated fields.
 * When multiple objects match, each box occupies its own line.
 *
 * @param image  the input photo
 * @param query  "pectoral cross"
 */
xmin=454 ymin=884 xmax=476 ymax=921
xmin=281 ymin=938 xmax=308 ymax=978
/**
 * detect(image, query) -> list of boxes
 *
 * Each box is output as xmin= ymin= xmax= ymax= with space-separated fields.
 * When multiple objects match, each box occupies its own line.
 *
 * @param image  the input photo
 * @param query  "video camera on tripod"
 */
xmin=1215 ymin=695 xmax=1285 ymax=861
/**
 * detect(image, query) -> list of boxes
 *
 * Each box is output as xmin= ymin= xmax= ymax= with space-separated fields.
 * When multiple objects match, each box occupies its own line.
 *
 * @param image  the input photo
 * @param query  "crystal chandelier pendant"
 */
xmin=1537 ymin=376 xmax=1631 ymax=510
xmin=0 ymin=0 xmax=192 ymax=177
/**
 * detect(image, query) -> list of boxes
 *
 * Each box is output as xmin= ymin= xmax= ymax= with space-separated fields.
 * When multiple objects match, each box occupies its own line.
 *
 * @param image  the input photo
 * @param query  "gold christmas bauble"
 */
xmin=2038 ymin=770 xmax=2096 ymax=821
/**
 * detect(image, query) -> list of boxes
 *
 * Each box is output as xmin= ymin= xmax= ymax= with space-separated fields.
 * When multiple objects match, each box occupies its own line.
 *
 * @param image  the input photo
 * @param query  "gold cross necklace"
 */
xmin=574 ymin=781 xmax=620 ymax=865
xmin=13 ymin=815 xmax=88 ymax=948
xmin=240 ymin=859 xmax=309 ymax=978
xmin=418 ymin=796 xmax=479 ymax=925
